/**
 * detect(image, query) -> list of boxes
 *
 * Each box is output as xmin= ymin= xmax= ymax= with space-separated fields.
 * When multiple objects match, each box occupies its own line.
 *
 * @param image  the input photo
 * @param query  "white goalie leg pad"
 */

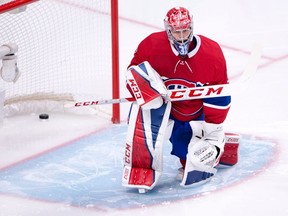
xmin=122 ymin=101 xmax=172 ymax=191
xmin=180 ymin=121 xmax=224 ymax=187
xmin=126 ymin=61 xmax=168 ymax=110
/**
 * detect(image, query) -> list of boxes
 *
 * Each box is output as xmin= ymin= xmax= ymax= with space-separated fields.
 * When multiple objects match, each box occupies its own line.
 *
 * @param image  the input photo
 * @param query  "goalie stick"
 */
xmin=66 ymin=44 xmax=262 ymax=108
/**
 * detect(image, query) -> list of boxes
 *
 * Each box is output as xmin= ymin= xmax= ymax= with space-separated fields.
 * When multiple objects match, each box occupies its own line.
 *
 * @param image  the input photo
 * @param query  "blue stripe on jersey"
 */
xmin=203 ymin=95 xmax=231 ymax=107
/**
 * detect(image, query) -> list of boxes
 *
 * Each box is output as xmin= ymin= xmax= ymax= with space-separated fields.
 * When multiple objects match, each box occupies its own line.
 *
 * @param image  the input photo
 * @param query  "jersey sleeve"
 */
xmin=128 ymin=37 xmax=150 ymax=68
xmin=202 ymin=43 xmax=231 ymax=124
xmin=203 ymin=95 xmax=231 ymax=123
xmin=126 ymin=37 xmax=149 ymax=95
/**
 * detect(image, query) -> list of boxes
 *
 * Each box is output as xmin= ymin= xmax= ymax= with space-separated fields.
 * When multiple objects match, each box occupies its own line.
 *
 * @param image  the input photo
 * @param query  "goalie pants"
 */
xmin=169 ymin=114 xmax=204 ymax=160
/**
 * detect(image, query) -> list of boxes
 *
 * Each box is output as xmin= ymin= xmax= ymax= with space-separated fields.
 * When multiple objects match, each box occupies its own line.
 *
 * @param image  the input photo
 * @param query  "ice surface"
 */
xmin=1 ymin=0 xmax=288 ymax=216
xmin=0 ymin=127 xmax=278 ymax=211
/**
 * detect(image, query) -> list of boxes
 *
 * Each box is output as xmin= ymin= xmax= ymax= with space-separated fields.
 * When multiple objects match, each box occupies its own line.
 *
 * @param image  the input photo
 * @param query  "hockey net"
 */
xmin=0 ymin=0 xmax=119 ymax=122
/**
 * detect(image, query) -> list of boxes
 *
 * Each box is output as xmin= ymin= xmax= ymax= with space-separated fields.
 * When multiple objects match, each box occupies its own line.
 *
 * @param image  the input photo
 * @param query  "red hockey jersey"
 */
xmin=128 ymin=32 xmax=231 ymax=124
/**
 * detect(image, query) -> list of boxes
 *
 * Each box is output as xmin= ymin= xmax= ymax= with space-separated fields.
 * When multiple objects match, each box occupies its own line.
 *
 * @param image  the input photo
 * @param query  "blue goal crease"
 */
xmin=0 ymin=126 xmax=277 ymax=210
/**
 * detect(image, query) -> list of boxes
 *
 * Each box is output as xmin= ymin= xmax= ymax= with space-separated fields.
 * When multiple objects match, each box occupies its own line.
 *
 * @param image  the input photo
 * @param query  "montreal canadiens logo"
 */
xmin=163 ymin=78 xmax=204 ymax=90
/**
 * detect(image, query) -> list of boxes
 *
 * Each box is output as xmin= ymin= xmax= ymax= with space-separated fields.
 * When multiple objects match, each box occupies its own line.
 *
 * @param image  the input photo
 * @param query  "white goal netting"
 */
xmin=0 ymin=0 xmax=115 ymax=117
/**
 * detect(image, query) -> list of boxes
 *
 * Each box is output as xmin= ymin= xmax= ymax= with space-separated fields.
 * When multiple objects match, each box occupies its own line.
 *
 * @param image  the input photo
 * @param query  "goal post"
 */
xmin=0 ymin=0 xmax=38 ymax=13
xmin=0 ymin=0 xmax=120 ymax=123
xmin=111 ymin=0 xmax=120 ymax=124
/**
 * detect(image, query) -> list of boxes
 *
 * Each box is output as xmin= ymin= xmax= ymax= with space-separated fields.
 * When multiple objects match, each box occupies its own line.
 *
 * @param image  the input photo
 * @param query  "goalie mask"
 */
xmin=164 ymin=7 xmax=193 ymax=58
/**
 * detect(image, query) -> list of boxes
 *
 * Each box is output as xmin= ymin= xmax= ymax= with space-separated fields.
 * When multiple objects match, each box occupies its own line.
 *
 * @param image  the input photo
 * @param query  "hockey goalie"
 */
xmin=122 ymin=7 xmax=240 ymax=193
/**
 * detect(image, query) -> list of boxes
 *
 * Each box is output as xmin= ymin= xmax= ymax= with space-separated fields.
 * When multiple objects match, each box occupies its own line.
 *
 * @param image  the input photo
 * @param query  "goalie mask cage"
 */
xmin=0 ymin=0 xmax=120 ymax=123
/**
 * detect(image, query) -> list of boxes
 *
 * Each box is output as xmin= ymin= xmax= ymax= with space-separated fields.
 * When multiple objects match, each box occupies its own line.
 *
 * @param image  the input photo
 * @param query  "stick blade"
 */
xmin=239 ymin=44 xmax=262 ymax=83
